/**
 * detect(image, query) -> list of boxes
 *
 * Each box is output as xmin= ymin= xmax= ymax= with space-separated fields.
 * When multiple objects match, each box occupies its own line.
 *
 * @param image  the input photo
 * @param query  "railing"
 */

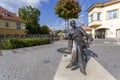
xmin=0 ymin=34 xmax=49 ymax=38
xmin=0 ymin=34 xmax=60 ymax=44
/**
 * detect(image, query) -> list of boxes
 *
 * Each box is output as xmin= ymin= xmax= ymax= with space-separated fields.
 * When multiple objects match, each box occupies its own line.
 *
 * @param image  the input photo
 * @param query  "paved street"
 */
xmin=90 ymin=38 xmax=120 ymax=80
xmin=0 ymin=39 xmax=120 ymax=80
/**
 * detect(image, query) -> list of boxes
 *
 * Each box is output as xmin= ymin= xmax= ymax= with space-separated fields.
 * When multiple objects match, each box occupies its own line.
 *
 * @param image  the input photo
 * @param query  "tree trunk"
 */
xmin=67 ymin=19 xmax=69 ymax=31
xmin=67 ymin=19 xmax=72 ymax=52
xmin=65 ymin=19 xmax=67 ymax=37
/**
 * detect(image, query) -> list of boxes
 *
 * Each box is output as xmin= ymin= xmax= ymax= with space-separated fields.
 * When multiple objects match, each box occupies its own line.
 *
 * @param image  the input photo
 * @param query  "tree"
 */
xmin=55 ymin=30 xmax=63 ymax=35
xmin=55 ymin=0 xmax=81 ymax=30
xmin=55 ymin=0 xmax=81 ymax=51
xmin=41 ymin=25 xmax=49 ymax=34
xmin=18 ymin=6 xmax=41 ymax=34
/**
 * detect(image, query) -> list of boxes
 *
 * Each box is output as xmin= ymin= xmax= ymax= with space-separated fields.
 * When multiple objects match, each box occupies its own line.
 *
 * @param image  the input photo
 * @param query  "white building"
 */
xmin=87 ymin=0 xmax=120 ymax=39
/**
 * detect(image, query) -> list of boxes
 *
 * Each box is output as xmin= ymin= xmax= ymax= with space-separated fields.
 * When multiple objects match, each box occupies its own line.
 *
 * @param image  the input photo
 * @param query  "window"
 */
xmin=16 ymin=22 xmax=21 ymax=30
xmin=97 ymin=13 xmax=101 ymax=20
xmin=2 ymin=13 xmax=8 ymax=16
xmin=107 ymin=9 xmax=118 ymax=19
xmin=5 ymin=22 xmax=9 ymax=27
xmin=90 ymin=14 xmax=93 ymax=22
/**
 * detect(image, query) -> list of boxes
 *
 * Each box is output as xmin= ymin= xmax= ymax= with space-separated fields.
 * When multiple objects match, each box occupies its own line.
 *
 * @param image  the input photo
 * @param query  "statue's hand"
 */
xmin=65 ymin=34 xmax=72 ymax=40
xmin=72 ymin=33 xmax=77 ymax=39
xmin=64 ymin=37 xmax=68 ymax=40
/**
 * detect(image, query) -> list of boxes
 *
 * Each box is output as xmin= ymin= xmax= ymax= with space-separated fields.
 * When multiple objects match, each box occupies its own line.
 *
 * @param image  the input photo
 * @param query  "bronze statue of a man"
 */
xmin=66 ymin=20 xmax=88 ymax=75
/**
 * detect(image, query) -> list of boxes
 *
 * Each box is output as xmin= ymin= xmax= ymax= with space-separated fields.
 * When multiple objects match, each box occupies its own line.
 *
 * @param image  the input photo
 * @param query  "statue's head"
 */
xmin=70 ymin=20 xmax=76 ymax=28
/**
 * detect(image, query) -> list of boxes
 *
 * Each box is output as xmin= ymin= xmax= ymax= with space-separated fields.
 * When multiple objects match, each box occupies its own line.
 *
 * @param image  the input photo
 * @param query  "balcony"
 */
xmin=88 ymin=20 xmax=102 ymax=28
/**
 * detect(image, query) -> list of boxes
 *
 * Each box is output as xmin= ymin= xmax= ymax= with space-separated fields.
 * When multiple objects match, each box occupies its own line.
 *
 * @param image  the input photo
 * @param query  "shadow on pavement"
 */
xmin=57 ymin=47 xmax=98 ymax=74
xmin=71 ymin=48 xmax=98 ymax=71
xmin=57 ymin=47 xmax=71 ymax=54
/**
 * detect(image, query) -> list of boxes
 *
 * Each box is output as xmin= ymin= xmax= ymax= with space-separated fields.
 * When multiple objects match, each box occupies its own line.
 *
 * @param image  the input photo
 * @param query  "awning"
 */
xmin=95 ymin=25 xmax=110 ymax=30
xmin=116 ymin=28 xmax=120 ymax=30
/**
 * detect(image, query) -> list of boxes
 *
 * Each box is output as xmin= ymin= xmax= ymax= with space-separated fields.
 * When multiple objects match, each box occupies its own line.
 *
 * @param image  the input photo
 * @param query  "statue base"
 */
xmin=64 ymin=48 xmax=71 ymax=53
xmin=54 ymin=54 xmax=116 ymax=80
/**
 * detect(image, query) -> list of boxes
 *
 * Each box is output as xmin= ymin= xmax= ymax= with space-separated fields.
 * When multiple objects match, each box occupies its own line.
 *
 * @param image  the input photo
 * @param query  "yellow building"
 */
xmin=0 ymin=7 xmax=26 ymax=34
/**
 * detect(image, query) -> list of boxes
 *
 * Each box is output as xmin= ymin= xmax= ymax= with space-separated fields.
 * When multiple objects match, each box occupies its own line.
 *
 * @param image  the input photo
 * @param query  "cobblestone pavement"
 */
xmin=0 ymin=40 xmax=67 ymax=80
xmin=0 ymin=39 xmax=120 ymax=80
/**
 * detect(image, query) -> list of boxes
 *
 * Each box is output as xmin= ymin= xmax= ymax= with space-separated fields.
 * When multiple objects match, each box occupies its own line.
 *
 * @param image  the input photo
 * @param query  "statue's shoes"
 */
xmin=66 ymin=63 xmax=74 ymax=68
xmin=80 ymin=68 xmax=87 ymax=76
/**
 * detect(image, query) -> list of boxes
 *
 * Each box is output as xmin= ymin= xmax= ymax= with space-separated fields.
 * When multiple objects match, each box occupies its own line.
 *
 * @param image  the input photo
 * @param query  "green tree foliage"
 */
xmin=55 ymin=30 xmax=63 ymax=35
xmin=41 ymin=25 xmax=49 ymax=34
xmin=18 ymin=6 xmax=41 ymax=34
xmin=55 ymin=0 xmax=81 ymax=19
xmin=55 ymin=0 xmax=81 ymax=30
xmin=1 ymin=38 xmax=50 ymax=49
xmin=55 ymin=0 xmax=81 ymax=51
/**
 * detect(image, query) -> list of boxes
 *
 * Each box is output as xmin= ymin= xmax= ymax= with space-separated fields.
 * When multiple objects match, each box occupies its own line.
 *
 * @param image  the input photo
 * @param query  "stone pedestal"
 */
xmin=54 ymin=55 xmax=116 ymax=80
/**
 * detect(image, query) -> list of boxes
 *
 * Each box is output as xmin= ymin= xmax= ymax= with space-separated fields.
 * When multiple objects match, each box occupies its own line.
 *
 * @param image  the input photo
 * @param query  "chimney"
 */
xmin=16 ymin=13 xmax=19 ymax=17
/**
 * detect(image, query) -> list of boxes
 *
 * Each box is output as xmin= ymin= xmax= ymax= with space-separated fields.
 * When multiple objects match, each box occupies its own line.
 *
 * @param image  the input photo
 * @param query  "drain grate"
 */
xmin=64 ymin=54 xmax=67 ymax=57
xmin=43 ymin=60 xmax=50 ymax=64
xmin=12 ymin=50 xmax=17 ymax=53
xmin=23 ymin=48 xmax=28 ymax=51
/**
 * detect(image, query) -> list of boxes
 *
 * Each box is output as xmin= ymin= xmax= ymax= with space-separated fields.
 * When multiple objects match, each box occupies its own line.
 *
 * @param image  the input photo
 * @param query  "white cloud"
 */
xmin=50 ymin=14 xmax=85 ymax=31
xmin=69 ymin=14 xmax=85 ymax=26
xmin=49 ymin=20 xmax=66 ymax=31
xmin=0 ymin=0 xmax=49 ymax=13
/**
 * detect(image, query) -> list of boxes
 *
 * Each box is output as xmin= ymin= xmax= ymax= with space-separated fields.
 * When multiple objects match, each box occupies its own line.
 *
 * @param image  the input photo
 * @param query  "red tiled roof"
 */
xmin=82 ymin=27 xmax=92 ymax=31
xmin=94 ymin=2 xmax=105 ymax=5
xmin=80 ymin=24 xmax=92 ymax=32
xmin=0 ymin=6 xmax=26 ymax=23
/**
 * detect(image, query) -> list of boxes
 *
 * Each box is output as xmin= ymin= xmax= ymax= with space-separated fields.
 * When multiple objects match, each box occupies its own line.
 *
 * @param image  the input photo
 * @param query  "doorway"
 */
xmin=95 ymin=29 xmax=105 ymax=39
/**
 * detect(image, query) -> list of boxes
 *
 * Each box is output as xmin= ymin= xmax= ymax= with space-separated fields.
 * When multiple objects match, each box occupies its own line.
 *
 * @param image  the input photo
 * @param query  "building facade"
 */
xmin=0 ymin=7 xmax=26 ymax=34
xmin=88 ymin=0 xmax=120 ymax=39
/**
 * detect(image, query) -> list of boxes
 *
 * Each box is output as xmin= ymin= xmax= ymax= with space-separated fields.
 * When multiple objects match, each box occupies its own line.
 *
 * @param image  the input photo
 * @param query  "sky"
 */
xmin=0 ymin=0 xmax=108 ymax=31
